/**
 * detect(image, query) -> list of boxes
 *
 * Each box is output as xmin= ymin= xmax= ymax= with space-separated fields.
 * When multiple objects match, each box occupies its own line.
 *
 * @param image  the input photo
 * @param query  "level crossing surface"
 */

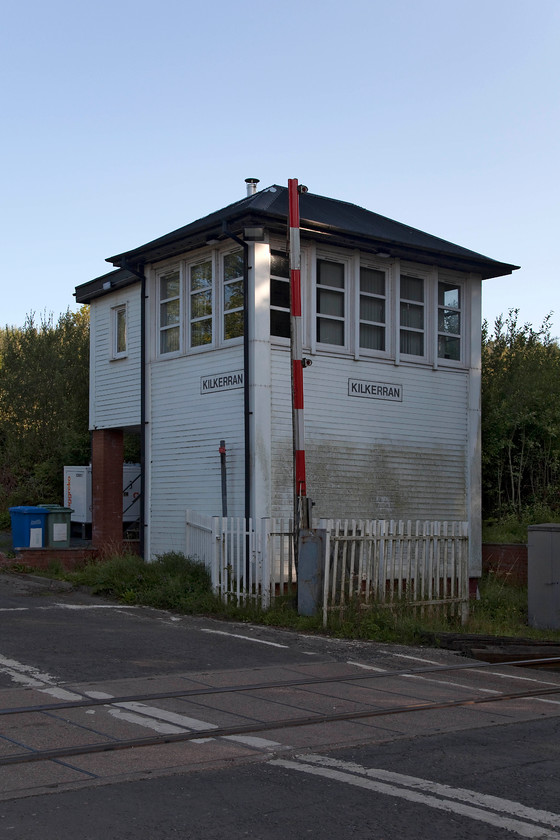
xmin=1 ymin=571 xmax=560 ymax=839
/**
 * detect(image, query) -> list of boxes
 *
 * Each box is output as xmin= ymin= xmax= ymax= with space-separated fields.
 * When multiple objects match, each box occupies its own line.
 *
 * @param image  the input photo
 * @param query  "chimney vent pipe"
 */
xmin=245 ymin=178 xmax=260 ymax=197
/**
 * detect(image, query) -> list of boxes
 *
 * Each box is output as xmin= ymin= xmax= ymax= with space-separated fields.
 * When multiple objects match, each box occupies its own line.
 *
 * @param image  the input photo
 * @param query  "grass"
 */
xmin=62 ymin=552 xmax=560 ymax=644
xmin=7 ymin=550 xmax=560 ymax=645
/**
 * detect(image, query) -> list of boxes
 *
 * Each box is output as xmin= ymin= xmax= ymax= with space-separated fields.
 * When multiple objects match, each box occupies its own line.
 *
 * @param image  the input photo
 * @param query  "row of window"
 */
xmin=110 ymin=249 xmax=465 ymax=364
xmin=160 ymin=251 xmax=244 ymax=355
xmin=270 ymin=251 xmax=463 ymax=362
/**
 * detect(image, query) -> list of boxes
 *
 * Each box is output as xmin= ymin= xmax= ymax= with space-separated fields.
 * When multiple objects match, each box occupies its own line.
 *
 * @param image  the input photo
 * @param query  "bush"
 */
xmin=69 ymin=551 xmax=218 ymax=614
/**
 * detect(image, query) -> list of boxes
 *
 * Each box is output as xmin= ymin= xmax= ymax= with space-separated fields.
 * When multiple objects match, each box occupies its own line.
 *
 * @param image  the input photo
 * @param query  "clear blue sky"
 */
xmin=1 ymin=0 xmax=558 ymax=336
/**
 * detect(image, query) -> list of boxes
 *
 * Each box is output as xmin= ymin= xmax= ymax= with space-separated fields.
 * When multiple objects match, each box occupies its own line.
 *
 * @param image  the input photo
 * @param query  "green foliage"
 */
xmin=36 ymin=551 xmax=560 ymax=642
xmin=69 ymin=552 xmax=218 ymax=614
xmin=468 ymin=575 xmax=529 ymax=635
xmin=482 ymin=310 xmax=560 ymax=523
xmin=0 ymin=308 xmax=90 ymax=518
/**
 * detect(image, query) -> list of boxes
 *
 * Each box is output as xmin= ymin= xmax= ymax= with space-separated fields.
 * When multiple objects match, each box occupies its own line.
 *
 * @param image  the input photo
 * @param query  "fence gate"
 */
xmin=186 ymin=511 xmax=294 ymax=606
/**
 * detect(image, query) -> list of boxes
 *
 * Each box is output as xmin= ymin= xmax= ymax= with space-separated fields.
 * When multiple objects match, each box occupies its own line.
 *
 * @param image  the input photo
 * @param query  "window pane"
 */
xmin=191 ymin=289 xmax=212 ymax=318
xmin=160 ymin=299 xmax=180 ymax=327
xmin=116 ymin=308 xmax=126 ymax=353
xmin=224 ymin=251 xmax=244 ymax=281
xmin=191 ymin=319 xmax=212 ymax=347
xmin=271 ymin=252 xmax=289 ymax=277
xmin=360 ymin=323 xmax=385 ymax=351
xmin=271 ymin=277 xmax=290 ymax=309
xmin=360 ymin=267 xmax=385 ymax=296
xmin=438 ymin=283 xmax=460 ymax=309
xmin=401 ymin=275 xmax=424 ymax=302
xmin=360 ymin=296 xmax=385 ymax=323
xmin=190 ymin=262 xmax=212 ymax=291
xmin=438 ymin=335 xmax=460 ymax=360
xmin=400 ymin=302 xmax=424 ymax=329
xmin=317 ymin=288 xmax=344 ymax=317
xmin=160 ymin=326 xmax=179 ymax=354
xmin=317 ymin=317 xmax=344 ymax=345
xmin=438 ymin=309 xmax=460 ymax=335
xmin=317 ymin=260 xmax=345 ymax=288
xmin=271 ymin=309 xmax=290 ymax=338
xmin=224 ymin=279 xmax=243 ymax=309
xmin=160 ymin=272 xmax=180 ymax=299
xmin=224 ymin=310 xmax=243 ymax=340
xmin=400 ymin=330 xmax=424 ymax=356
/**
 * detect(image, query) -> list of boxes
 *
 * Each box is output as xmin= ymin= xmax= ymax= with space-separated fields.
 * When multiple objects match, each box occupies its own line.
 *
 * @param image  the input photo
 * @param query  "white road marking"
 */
xmin=271 ymin=755 xmax=560 ymax=839
xmin=0 ymin=653 xmax=81 ymax=700
xmin=223 ymin=735 xmax=284 ymax=749
xmin=389 ymin=653 xmax=444 ymax=665
xmin=52 ymin=604 xmax=139 ymax=610
xmin=347 ymin=661 xmax=387 ymax=672
xmin=402 ymin=674 xmax=500 ymax=694
xmin=200 ymin=629 xmax=289 ymax=648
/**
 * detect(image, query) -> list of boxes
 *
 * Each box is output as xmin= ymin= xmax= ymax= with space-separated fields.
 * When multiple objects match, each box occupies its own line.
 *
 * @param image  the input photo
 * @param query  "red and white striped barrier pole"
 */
xmin=288 ymin=178 xmax=309 ymax=530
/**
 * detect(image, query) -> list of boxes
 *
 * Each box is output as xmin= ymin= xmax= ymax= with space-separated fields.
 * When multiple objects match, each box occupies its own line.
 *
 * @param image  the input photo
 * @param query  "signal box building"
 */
xmin=75 ymin=180 xmax=518 ymax=576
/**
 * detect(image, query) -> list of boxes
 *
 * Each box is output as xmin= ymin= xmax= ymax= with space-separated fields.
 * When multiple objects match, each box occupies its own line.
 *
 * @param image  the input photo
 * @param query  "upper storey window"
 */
xmin=159 ymin=269 xmax=181 ymax=354
xmin=223 ymin=252 xmax=244 ymax=340
xmin=112 ymin=304 xmax=127 ymax=358
xmin=400 ymin=274 xmax=425 ymax=357
xmin=438 ymin=282 xmax=461 ymax=361
xmin=316 ymin=259 xmax=346 ymax=346
xmin=189 ymin=259 xmax=213 ymax=348
xmin=359 ymin=266 xmax=386 ymax=352
xmin=270 ymin=251 xmax=290 ymax=338
xmin=158 ymin=249 xmax=244 ymax=356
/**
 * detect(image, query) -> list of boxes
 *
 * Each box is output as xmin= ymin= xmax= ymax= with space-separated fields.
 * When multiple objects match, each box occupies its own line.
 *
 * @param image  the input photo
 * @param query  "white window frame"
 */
xmin=111 ymin=304 xmax=127 ymax=359
xmin=157 ymin=265 xmax=182 ymax=357
xmin=270 ymin=248 xmax=291 ymax=343
xmin=436 ymin=272 xmax=466 ymax=367
xmin=355 ymin=255 xmax=391 ymax=360
xmin=221 ymin=248 xmax=245 ymax=346
xmin=398 ymin=269 xmax=429 ymax=362
xmin=187 ymin=254 xmax=215 ymax=353
xmin=314 ymin=251 xmax=351 ymax=352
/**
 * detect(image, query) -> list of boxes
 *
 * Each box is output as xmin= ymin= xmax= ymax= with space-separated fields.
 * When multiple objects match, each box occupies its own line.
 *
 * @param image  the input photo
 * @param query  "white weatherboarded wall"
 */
xmin=147 ymin=346 xmax=245 ymax=556
xmin=89 ymin=286 xmax=141 ymax=429
xmin=270 ymin=347 xmax=469 ymax=522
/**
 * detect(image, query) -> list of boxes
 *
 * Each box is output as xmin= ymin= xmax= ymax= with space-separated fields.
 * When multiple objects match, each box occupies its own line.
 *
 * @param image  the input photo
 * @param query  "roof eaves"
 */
xmin=75 ymin=267 xmax=139 ymax=304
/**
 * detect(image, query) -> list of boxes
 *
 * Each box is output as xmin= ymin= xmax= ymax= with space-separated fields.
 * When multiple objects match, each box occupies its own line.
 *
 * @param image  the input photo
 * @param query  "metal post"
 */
xmin=288 ymin=179 xmax=310 ymax=557
xmin=219 ymin=440 xmax=227 ymax=517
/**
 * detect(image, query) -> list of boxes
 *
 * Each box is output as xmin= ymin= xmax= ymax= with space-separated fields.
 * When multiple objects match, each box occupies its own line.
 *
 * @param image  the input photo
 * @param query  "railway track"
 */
xmin=3 ymin=655 xmax=560 ymax=768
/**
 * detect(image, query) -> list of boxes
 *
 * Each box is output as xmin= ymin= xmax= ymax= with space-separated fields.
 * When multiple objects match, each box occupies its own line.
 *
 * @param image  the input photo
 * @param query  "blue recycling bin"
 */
xmin=9 ymin=506 xmax=49 ymax=550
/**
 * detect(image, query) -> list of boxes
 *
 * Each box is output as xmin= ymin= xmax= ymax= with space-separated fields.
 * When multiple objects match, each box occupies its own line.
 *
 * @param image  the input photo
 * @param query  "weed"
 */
xmin=39 ymin=552 xmax=560 ymax=644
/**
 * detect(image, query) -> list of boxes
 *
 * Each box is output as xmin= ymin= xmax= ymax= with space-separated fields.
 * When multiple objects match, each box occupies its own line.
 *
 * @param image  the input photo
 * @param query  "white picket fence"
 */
xmin=319 ymin=518 xmax=469 ymax=625
xmin=185 ymin=511 xmax=469 ymax=621
xmin=185 ymin=510 xmax=295 ymax=607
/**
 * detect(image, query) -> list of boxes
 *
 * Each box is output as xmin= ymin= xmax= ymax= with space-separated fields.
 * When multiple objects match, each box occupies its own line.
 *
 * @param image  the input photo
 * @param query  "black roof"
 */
xmin=76 ymin=184 xmax=518 ymax=302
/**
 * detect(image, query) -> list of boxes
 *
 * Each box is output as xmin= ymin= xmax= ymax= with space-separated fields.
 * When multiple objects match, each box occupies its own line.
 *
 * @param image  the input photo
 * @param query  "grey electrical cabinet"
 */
xmin=528 ymin=524 xmax=560 ymax=629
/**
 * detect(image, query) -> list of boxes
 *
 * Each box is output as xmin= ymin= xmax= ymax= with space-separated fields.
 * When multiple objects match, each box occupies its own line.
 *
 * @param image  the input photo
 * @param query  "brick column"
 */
xmin=92 ymin=429 xmax=124 ymax=552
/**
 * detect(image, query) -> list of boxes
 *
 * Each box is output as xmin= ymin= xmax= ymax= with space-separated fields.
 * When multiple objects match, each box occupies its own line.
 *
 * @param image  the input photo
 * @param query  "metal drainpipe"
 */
xmin=221 ymin=227 xmax=251 ymax=575
xmin=123 ymin=262 xmax=147 ymax=558
xmin=139 ymin=269 xmax=146 ymax=559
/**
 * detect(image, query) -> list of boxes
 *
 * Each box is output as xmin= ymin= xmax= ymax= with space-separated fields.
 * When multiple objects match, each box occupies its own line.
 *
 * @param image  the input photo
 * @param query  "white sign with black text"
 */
xmin=348 ymin=378 xmax=403 ymax=401
xmin=200 ymin=370 xmax=244 ymax=394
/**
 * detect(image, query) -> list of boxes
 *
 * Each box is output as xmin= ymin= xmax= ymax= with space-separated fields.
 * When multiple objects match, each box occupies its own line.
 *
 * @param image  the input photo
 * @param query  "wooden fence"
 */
xmin=185 ymin=511 xmax=469 ymax=622
xmin=320 ymin=518 xmax=469 ymax=625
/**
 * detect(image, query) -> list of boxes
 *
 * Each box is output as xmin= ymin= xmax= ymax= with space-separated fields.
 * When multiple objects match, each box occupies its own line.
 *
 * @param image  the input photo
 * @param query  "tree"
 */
xmin=481 ymin=310 xmax=560 ymax=520
xmin=0 ymin=308 xmax=90 ymax=523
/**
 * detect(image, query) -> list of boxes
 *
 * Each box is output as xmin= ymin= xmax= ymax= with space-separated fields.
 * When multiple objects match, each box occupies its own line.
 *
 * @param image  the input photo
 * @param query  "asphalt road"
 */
xmin=1 ymin=571 xmax=560 ymax=840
